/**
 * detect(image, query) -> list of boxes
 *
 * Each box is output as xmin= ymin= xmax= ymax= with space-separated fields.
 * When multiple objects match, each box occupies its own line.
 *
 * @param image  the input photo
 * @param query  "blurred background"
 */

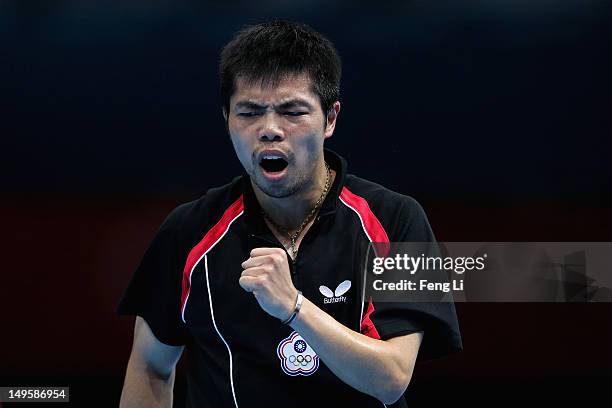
xmin=1 ymin=0 xmax=611 ymax=406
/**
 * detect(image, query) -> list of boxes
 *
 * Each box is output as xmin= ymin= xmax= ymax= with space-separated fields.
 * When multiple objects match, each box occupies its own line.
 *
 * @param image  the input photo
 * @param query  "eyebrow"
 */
xmin=234 ymin=99 xmax=314 ymax=111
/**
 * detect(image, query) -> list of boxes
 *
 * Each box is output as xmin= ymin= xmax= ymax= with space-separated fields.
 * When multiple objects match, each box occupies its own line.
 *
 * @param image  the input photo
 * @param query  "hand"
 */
xmin=239 ymin=247 xmax=298 ymax=322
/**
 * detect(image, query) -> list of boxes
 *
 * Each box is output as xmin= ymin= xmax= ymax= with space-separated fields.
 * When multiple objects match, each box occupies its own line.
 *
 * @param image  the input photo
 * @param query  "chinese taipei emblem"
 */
xmin=276 ymin=331 xmax=319 ymax=376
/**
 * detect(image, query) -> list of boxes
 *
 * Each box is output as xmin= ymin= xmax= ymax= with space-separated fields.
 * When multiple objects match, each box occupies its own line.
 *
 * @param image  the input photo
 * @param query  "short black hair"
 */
xmin=219 ymin=20 xmax=342 ymax=115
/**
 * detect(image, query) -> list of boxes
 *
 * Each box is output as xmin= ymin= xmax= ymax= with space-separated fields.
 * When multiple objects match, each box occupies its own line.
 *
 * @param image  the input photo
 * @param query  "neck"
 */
xmin=252 ymin=160 xmax=335 ymax=231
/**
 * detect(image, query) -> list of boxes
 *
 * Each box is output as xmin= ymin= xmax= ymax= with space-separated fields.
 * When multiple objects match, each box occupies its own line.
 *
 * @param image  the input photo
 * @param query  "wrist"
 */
xmin=281 ymin=290 xmax=303 ymax=325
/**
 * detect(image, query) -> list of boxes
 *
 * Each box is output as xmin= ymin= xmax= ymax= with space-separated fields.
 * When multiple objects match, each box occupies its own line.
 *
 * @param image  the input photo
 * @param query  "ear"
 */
xmin=222 ymin=107 xmax=230 ymax=134
xmin=324 ymin=101 xmax=341 ymax=139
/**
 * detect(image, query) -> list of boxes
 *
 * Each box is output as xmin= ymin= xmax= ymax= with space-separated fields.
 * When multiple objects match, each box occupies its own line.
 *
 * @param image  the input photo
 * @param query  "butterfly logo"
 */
xmin=319 ymin=280 xmax=351 ymax=304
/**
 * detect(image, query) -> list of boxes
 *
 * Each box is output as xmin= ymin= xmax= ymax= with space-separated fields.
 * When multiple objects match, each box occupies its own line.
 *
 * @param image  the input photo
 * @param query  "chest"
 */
xmin=183 ymin=213 xmax=371 ymax=344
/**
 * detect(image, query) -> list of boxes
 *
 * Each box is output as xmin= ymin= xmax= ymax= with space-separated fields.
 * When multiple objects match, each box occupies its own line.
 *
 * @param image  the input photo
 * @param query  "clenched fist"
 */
xmin=239 ymin=247 xmax=298 ymax=322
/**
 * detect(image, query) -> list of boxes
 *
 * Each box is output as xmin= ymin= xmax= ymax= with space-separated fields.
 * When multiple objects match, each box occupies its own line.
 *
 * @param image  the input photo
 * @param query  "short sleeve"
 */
xmin=116 ymin=205 xmax=189 ymax=346
xmin=365 ymin=196 xmax=463 ymax=361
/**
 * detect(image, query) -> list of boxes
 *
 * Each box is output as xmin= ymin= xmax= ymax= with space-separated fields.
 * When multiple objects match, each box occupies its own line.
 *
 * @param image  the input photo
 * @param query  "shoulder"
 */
xmin=159 ymin=176 xmax=243 ymax=238
xmin=343 ymin=174 xmax=426 ymax=220
xmin=342 ymin=174 xmax=434 ymax=241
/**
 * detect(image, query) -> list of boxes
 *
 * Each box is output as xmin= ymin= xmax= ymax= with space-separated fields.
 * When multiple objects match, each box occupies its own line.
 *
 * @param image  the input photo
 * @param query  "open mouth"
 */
xmin=259 ymin=155 xmax=289 ymax=173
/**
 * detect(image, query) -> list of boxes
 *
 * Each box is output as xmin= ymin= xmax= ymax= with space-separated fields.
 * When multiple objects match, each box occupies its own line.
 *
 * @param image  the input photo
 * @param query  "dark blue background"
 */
xmin=2 ymin=0 xmax=610 ymax=203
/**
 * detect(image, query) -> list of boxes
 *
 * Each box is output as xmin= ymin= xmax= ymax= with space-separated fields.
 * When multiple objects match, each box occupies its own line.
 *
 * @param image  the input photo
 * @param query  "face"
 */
xmin=225 ymin=73 xmax=339 ymax=198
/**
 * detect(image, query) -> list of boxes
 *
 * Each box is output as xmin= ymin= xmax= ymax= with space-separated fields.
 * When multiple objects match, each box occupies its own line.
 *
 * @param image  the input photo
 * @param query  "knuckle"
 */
xmin=248 ymin=278 xmax=260 ymax=289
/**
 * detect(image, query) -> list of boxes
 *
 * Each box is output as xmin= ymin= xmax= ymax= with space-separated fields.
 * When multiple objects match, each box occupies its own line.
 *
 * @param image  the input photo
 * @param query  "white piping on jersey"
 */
xmin=181 ymin=209 xmax=244 ymax=323
xmin=184 ymin=209 xmax=244 ymax=408
xmin=339 ymin=195 xmax=388 ymax=408
xmin=205 ymin=255 xmax=240 ymax=408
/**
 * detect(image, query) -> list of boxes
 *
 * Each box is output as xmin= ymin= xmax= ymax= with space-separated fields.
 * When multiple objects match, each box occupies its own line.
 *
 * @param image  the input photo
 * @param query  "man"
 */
xmin=117 ymin=21 xmax=462 ymax=407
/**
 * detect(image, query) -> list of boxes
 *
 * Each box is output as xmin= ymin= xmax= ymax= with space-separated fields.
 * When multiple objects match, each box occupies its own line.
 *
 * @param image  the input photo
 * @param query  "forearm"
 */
xmin=120 ymin=357 xmax=176 ymax=408
xmin=289 ymin=297 xmax=415 ymax=404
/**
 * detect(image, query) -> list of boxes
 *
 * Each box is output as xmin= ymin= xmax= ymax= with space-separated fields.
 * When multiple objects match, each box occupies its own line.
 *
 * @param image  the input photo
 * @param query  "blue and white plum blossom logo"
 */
xmin=277 ymin=331 xmax=319 ymax=376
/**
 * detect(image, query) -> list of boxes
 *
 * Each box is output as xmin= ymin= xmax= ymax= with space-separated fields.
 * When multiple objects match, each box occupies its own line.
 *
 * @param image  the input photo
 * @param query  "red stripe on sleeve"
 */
xmin=360 ymin=297 xmax=381 ymax=340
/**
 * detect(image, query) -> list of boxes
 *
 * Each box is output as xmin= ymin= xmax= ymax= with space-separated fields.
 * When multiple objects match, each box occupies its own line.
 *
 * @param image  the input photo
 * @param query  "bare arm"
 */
xmin=241 ymin=248 xmax=423 ymax=405
xmin=291 ymin=298 xmax=423 ymax=405
xmin=120 ymin=316 xmax=185 ymax=408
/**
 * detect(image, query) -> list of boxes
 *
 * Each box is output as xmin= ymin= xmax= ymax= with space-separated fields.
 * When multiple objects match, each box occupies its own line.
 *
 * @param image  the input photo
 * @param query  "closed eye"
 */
xmin=237 ymin=112 xmax=261 ymax=117
xmin=283 ymin=112 xmax=307 ymax=116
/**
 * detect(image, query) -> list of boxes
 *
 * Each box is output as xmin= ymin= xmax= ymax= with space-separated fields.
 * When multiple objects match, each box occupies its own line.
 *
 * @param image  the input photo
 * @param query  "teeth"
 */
xmin=262 ymin=154 xmax=283 ymax=160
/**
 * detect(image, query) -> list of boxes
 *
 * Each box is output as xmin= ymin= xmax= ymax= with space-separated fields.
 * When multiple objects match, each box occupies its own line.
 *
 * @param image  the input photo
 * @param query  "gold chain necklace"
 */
xmin=261 ymin=162 xmax=332 ymax=263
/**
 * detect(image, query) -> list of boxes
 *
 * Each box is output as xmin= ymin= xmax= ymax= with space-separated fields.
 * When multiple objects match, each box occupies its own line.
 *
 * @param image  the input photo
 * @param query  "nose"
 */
xmin=258 ymin=112 xmax=284 ymax=142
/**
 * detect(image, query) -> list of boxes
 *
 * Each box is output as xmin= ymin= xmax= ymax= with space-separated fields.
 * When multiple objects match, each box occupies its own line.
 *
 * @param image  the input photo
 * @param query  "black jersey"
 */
xmin=117 ymin=148 xmax=462 ymax=408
